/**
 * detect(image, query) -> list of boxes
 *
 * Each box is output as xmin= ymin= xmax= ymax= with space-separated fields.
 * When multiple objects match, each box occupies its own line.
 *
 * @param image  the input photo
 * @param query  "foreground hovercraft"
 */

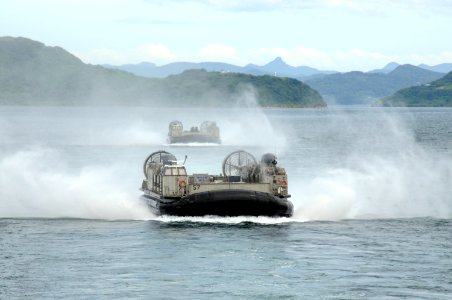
xmin=140 ymin=150 xmax=293 ymax=217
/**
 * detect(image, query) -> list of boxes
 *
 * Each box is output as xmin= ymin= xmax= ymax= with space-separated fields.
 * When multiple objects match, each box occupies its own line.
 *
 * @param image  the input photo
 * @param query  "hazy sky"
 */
xmin=1 ymin=0 xmax=452 ymax=71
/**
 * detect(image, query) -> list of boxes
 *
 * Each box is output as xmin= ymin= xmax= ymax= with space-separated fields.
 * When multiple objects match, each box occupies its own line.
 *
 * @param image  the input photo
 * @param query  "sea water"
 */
xmin=1 ymin=106 xmax=451 ymax=299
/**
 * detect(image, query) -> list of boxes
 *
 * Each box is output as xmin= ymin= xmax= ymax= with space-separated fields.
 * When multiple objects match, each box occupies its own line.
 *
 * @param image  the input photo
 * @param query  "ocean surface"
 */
xmin=1 ymin=105 xmax=451 ymax=299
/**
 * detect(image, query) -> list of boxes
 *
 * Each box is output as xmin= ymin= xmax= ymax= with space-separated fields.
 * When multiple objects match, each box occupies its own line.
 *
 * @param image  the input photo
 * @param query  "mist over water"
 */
xmin=293 ymin=149 xmax=452 ymax=220
xmin=291 ymin=109 xmax=452 ymax=221
xmin=0 ymin=106 xmax=451 ymax=221
xmin=0 ymin=147 xmax=152 ymax=219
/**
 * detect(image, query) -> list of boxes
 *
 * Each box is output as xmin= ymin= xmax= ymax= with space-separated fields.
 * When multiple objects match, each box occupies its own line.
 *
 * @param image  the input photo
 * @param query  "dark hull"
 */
xmin=142 ymin=189 xmax=293 ymax=217
xmin=169 ymin=134 xmax=220 ymax=144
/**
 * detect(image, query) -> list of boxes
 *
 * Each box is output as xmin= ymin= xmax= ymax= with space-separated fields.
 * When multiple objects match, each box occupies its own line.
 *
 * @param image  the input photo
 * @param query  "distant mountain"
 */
xmin=104 ymin=57 xmax=337 ymax=79
xmin=418 ymin=63 xmax=452 ymax=74
xmin=369 ymin=62 xmax=452 ymax=74
xmin=303 ymin=64 xmax=444 ymax=105
xmin=0 ymin=36 xmax=325 ymax=107
xmin=244 ymin=57 xmax=336 ymax=78
xmin=368 ymin=62 xmax=400 ymax=74
xmin=377 ymin=71 xmax=452 ymax=106
xmin=103 ymin=61 xmax=260 ymax=78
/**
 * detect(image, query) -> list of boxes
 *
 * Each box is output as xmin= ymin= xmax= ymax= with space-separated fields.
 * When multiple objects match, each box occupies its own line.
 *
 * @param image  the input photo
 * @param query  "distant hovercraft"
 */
xmin=167 ymin=120 xmax=220 ymax=144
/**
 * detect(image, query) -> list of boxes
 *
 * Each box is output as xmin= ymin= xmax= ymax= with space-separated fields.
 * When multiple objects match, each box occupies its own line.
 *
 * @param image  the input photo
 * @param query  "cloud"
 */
xmin=333 ymin=49 xmax=399 ymax=71
xmin=75 ymin=40 xmax=452 ymax=71
xmin=326 ymin=0 xmax=452 ymax=16
xmin=407 ymin=51 xmax=452 ymax=66
xmin=78 ymin=43 xmax=452 ymax=71
xmin=144 ymin=0 xmax=452 ymax=13
xmin=138 ymin=43 xmax=175 ymax=61
xmin=77 ymin=44 xmax=176 ymax=65
xmin=199 ymin=43 xmax=237 ymax=59
xmin=329 ymin=0 xmax=452 ymax=9
xmin=204 ymin=0 xmax=317 ymax=11
xmin=117 ymin=17 xmax=192 ymax=25
xmin=78 ymin=48 xmax=124 ymax=64
xmin=142 ymin=0 xmax=319 ymax=12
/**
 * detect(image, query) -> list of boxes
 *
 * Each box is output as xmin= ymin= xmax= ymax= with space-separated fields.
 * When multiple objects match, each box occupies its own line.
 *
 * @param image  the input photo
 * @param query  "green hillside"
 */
xmin=304 ymin=65 xmax=444 ymax=105
xmin=0 ymin=37 xmax=325 ymax=107
xmin=377 ymin=72 xmax=452 ymax=106
xmin=162 ymin=69 xmax=325 ymax=107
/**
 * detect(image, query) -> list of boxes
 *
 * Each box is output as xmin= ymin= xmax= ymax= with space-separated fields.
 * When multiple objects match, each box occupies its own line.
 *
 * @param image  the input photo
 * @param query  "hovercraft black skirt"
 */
xmin=143 ymin=189 xmax=293 ymax=217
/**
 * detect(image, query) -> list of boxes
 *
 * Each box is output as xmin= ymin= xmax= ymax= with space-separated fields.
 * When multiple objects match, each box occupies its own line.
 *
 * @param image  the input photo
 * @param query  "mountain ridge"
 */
xmin=0 ymin=36 xmax=326 ymax=107
xmin=303 ymin=64 xmax=444 ymax=104
xmin=103 ymin=57 xmax=338 ymax=78
xmin=104 ymin=58 xmax=452 ymax=80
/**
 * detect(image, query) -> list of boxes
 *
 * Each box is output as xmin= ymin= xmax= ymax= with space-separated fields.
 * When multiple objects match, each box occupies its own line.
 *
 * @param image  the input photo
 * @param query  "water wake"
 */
xmin=2 ymin=145 xmax=450 ymax=222
xmin=80 ymin=120 xmax=165 ymax=146
xmin=0 ymin=147 xmax=152 ymax=220
xmin=292 ymin=114 xmax=452 ymax=221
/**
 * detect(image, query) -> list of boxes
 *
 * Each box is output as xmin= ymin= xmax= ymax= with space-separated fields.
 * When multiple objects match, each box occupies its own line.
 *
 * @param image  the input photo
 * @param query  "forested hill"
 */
xmin=304 ymin=64 xmax=444 ymax=105
xmin=377 ymin=72 xmax=452 ymax=106
xmin=162 ymin=69 xmax=325 ymax=107
xmin=0 ymin=37 xmax=326 ymax=107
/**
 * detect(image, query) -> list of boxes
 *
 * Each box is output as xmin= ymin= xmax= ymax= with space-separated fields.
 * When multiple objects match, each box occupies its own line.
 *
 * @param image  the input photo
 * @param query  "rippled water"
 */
xmin=1 ymin=218 xmax=451 ymax=299
xmin=1 ymin=106 xmax=451 ymax=299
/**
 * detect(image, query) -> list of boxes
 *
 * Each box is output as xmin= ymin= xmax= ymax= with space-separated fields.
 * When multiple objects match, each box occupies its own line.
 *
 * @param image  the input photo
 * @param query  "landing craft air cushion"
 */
xmin=140 ymin=150 xmax=293 ymax=217
xmin=167 ymin=120 xmax=220 ymax=144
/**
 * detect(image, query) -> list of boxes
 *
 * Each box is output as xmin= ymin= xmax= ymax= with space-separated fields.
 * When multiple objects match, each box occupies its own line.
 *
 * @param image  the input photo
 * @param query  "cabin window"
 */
xmin=171 ymin=168 xmax=178 ymax=175
xmin=179 ymin=168 xmax=187 ymax=175
xmin=164 ymin=169 xmax=172 ymax=175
